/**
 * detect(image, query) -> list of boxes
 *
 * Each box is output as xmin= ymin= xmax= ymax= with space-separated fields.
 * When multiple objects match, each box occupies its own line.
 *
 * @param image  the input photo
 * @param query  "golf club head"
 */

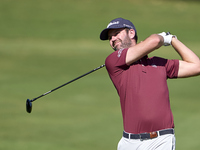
xmin=26 ymin=99 xmax=32 ymax=113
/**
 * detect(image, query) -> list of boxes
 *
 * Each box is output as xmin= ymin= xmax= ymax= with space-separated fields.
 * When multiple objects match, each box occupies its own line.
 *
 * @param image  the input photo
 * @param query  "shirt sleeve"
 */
xmin=165 ymin=59 xmax=179 ymax=79
xmin=105 ymin=48 xmax=129 ymax=77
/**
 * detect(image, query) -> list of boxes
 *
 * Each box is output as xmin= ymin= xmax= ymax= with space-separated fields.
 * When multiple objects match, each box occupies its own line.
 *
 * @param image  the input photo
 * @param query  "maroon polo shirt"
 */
xmin=105 ymin=48 xmax=179 ymax=134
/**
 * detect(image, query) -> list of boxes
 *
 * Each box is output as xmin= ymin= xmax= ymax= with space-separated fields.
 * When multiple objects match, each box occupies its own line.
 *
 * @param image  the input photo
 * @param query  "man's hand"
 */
xmin=158 ymin=32 xmax=177 ymax=46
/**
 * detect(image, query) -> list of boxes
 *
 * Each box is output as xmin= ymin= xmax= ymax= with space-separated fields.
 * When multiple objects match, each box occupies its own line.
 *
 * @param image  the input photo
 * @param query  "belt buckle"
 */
xmin=150 ymin=131 xmax=158 ymax=139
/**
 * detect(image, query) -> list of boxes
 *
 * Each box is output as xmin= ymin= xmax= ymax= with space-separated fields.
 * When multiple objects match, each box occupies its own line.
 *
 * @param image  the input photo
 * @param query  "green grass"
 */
xmin=0 ymin=0 xmax=200 ymax=150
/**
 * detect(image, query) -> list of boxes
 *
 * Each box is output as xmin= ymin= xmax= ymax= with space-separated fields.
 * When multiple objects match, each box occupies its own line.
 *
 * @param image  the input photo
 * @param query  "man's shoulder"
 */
xmin=148 ymin=56 xmax=168 ymax=66
xmin=106 ymin=48 xmax=128 ymax=63
xmin=105 ymin=48 xmax=129 ymax=75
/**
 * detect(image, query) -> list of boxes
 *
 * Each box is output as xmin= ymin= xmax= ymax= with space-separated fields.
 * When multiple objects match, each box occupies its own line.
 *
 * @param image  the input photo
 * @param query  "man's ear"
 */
xmin=129 ymin=29 xmax=136 ymax=39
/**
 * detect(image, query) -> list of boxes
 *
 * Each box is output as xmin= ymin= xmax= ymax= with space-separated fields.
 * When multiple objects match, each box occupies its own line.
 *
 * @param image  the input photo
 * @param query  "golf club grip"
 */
xmin=30 ymin=64 xmax=105 ymax=102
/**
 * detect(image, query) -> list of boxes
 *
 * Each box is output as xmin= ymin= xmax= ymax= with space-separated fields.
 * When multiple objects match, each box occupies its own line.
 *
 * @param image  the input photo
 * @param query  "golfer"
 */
xmin=100 ymin=18 xmax=200 ymax=150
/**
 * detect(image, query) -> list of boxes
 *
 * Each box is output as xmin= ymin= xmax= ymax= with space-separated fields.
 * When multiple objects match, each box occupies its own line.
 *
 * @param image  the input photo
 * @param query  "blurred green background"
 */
xmin=0 ymin=0 xmax=200 ymax=149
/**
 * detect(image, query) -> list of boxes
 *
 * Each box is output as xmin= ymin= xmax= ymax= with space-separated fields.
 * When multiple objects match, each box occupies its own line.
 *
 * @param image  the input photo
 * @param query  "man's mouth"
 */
xmin=113 ymin=40 xmax=121 ymax=48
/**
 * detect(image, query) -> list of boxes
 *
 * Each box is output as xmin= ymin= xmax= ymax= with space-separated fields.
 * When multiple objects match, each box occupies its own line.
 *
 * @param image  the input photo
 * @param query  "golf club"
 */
xmin=26 ymin=64 xmax=105 ymax=113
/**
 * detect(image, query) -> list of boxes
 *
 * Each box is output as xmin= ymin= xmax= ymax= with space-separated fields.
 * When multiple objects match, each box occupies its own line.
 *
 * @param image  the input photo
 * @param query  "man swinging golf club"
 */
xmin=100 ymin=18 xmax=200 ymax=150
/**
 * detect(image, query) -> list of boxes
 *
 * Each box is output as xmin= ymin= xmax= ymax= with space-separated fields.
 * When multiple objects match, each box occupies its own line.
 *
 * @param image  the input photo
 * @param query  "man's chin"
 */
xmin=113 ymin=45 xmax=121 ymax=51
xmin=113 ymin=47 xmax=119 ymax=51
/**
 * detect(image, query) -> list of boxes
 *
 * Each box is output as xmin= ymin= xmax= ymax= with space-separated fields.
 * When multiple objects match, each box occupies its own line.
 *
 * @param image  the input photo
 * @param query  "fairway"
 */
xmin=0 ymin=0 xmax=200 ymax=150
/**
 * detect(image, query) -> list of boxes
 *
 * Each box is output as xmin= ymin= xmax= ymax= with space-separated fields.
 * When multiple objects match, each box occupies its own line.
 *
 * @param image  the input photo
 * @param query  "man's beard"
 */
xmin=113 ymin=36 xmax=132 ymax=51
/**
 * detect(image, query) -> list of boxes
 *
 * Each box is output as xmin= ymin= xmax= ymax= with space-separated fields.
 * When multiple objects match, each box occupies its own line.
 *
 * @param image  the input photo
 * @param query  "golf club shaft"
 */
xmin=30 ymin=64 xmax=105 ymax=102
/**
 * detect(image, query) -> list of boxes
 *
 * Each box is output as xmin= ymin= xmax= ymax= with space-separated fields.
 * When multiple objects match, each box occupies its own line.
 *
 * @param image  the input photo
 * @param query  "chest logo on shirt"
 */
xmin=151 ymin=64 xmax=157 ymax=68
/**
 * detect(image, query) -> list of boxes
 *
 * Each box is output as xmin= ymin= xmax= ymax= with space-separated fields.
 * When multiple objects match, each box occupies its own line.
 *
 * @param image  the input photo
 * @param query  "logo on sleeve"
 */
xmin=117 ymin=49 xmax=124 ymax=57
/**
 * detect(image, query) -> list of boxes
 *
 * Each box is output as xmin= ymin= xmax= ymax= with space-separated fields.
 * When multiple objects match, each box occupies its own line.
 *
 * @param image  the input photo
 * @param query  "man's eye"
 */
xmin=108 ymin=30 xmax=121 ymax=40
xmin=115 ymin=32 xmax=120 ymax=36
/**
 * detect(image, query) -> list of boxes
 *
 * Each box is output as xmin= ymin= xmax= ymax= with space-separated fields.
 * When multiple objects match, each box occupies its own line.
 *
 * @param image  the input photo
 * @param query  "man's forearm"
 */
xmin=171 ymin=38 xmax=199 ymax=64
xmin=126 ymin=34 xmax=163 ymax=65
xmin=171 ymin=37 xmax=200 ymax=77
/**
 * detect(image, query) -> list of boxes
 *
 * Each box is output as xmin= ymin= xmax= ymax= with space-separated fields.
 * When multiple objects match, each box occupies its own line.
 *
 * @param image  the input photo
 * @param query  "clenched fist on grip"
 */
xmin=158 ymin=32 xmax=177 ymax=46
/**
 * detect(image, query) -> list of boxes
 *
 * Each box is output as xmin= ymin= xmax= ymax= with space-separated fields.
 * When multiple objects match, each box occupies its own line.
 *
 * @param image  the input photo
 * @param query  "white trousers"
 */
xmin=117 ymin=134 xmax=175 ymax=150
